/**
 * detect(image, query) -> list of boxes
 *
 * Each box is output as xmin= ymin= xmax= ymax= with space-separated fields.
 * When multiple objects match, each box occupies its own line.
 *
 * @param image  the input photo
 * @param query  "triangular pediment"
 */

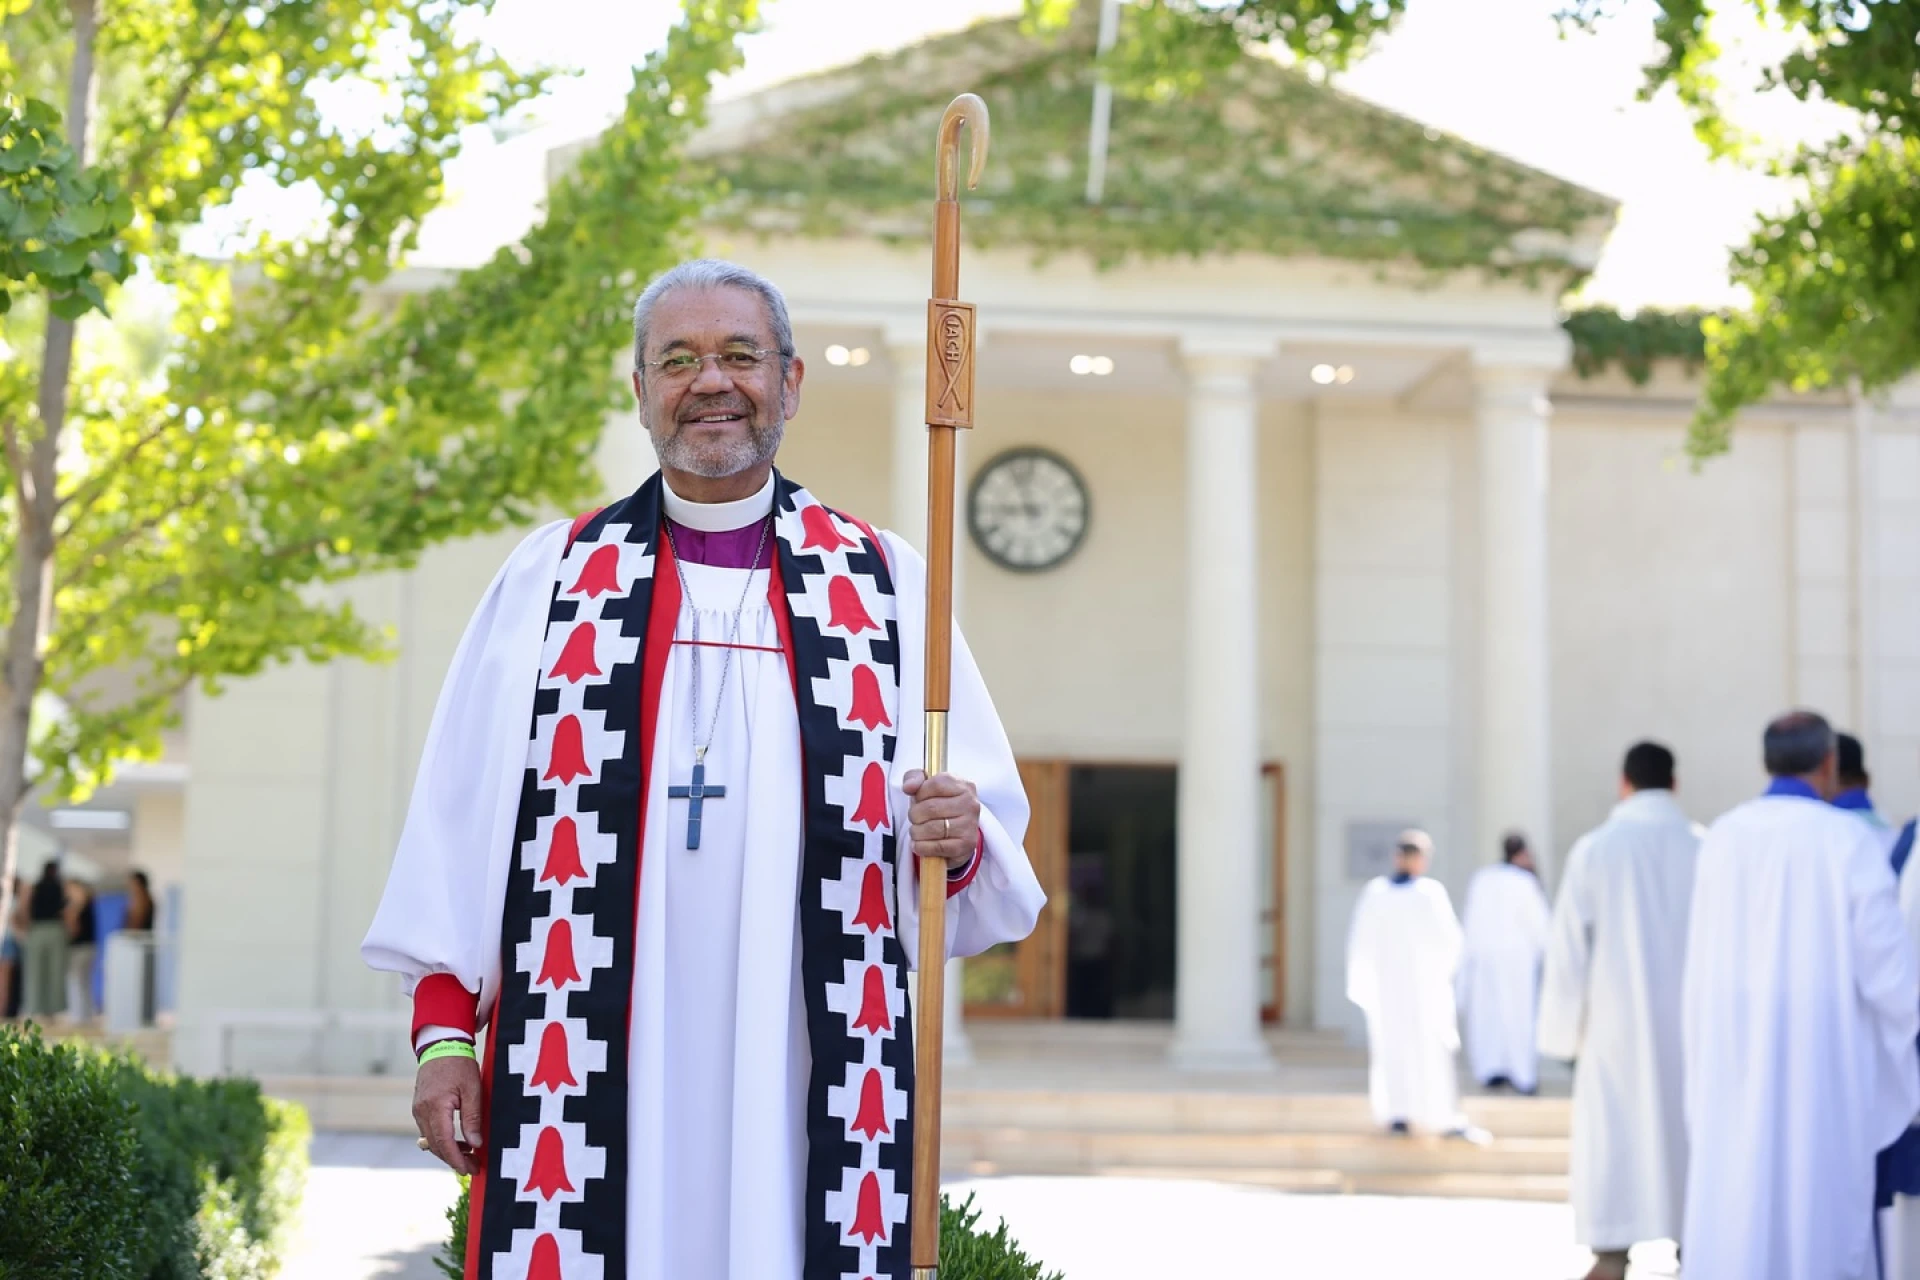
xmin=693 ymin=12 xmax=1615 ymax=276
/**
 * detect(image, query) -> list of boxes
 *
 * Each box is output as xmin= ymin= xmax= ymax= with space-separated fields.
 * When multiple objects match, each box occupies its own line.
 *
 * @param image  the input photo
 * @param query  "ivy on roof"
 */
xmin=702 ymin=16 xmax=1614 ymax=280
xmin=1563 ymin=306 xmax=1712 ymax=384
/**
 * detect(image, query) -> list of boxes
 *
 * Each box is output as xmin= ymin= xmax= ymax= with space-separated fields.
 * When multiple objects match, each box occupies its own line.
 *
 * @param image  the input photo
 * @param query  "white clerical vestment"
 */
xmin=1456 ymin=862 xmax=1551 ymax=1091
xmin=1346 ymin=875 xmax=1465 ymax=1131
xmin=363 ymin=477 xmax=1045 ymax=1280
xmin=1537 ymin=789 xmax=1699 ymax=1249
xmin=1681 ymin=787 xmax=1920 ymax=1280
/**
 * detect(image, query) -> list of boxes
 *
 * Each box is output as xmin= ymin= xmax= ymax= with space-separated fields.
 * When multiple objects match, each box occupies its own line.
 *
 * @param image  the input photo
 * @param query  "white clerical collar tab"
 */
xmin=661 ymin=472 xmax=776 ymax=533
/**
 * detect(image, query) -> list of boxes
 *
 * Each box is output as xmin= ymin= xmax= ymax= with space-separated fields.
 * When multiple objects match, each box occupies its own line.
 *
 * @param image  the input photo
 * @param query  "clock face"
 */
xmin=967 ymin=447 xmax=1091 ymax=573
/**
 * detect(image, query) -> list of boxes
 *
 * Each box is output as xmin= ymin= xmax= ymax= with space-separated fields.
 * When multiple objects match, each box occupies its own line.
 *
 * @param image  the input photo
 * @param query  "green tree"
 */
xmin=0 ymin=0 xmax=757 ymax=928
xmin=1033 ymin=0 xmax=1919 ymax=456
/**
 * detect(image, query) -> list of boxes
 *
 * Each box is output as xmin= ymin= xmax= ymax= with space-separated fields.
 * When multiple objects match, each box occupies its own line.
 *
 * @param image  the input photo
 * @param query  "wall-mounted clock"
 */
xmin=967 ymin=447 xmax=1091 ymax=573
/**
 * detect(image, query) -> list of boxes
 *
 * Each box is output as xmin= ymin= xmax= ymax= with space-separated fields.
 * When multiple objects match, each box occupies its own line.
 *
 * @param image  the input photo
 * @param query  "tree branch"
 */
xmin=122 ymin=8 xmax=241 ymax=193
xmin=55 ymin=415 xmax=176 ymax=523
xmin=65 ymin=506 xmax=174 ymax=568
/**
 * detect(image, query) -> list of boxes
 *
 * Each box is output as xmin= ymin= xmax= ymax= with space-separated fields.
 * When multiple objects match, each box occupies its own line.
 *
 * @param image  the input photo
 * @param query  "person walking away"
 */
xmin=23 ymin=862 xmax=69 ymax=1020
xmin=1346 ymin=829 xmax=1483 ymax=1140
xmin=1833 ymin=733 xmax=1896 ymax=849
xmin=1681 ymin=711 xmax=1918 ymax=1280
xmin=65 ymin=878 xmax=98 ymax=1024
xmin=1539 ymin=741 xmax=1700 ymax=1280
xmin=0 ymin=876 xmax=24 ymax=1018
xmin=1839 ymin=735 xmax=1920 ymax=1278
xmin=1458 ymin=832 xmax=1552 ymax=1094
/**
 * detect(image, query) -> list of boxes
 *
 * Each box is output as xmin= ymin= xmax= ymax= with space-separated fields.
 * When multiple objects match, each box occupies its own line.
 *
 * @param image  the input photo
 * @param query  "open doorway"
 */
xmin=962 ymin=759 xmax=1286 ymax=1023
xmin=1065 ymin=765 xmax=1177 ymax=1019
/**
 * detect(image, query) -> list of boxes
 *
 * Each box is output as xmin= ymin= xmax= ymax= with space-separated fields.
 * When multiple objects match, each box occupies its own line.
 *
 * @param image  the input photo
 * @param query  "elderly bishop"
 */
xmin=363 ymin=259 xmax=1045 ymax=1280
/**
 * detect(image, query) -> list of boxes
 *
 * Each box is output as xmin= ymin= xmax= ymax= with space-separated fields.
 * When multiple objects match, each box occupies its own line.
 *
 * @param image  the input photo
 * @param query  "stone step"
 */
xmin=942 ymin=1127 xmax=1569 ymax=1177
xmin=949 ymin=1163 xmax=1572 ymax=1204
xmin=943 ymin=1089 xmax=1570 ymax=1138
xmin=262 ymin=1073 xmax=414 ymax=1133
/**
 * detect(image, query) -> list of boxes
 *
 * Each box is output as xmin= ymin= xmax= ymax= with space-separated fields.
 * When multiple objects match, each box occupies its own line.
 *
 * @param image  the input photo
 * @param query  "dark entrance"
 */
xmin=1064 ymin=765 xmax=1177 ymax=1020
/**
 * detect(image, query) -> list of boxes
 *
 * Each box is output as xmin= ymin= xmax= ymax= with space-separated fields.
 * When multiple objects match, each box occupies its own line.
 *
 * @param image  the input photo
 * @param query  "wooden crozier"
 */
xmin=910 ymin=91 xmax=987 ymax=1280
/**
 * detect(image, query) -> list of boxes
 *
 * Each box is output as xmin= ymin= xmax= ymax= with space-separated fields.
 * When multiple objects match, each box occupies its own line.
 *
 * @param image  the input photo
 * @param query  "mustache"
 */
xmin=676 ymin=396 xmax=754 ymax=423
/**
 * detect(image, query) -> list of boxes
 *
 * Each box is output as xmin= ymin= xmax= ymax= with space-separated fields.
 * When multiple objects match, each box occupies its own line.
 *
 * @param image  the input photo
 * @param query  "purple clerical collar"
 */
xmin=661 ymin=474 xmax=776 ymax=569
xmin=1830 ymin=787 xmax=1875 ymax=813
xmin=1765 ymin=777 xmax=1823 ymax=802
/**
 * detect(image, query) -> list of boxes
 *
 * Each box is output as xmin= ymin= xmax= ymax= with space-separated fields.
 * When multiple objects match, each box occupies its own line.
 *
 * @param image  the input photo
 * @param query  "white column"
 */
xmin=888 ymin=329 xmax=973 ymax=1066
xmin=1170 ymin=339 xmax=1273 ymax=1070
xmin=1473 ymin=364 xmax=1554 ymax=872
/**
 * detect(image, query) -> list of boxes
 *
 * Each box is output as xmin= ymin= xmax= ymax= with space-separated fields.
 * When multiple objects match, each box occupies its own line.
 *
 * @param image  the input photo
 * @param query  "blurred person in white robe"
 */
xmin=1538 ymin=741 xmax=1699 ymax=1280
xmin=1457 ymin=832 xmax=1552 ymax=1094
xmin=1347 ymin=830 xmax=1483 ymax=1140
xmin=1842 ymin=733 xmax=1920 ymax=1280
xmin=1681 ymin=711 xmax=1919 ymax=1280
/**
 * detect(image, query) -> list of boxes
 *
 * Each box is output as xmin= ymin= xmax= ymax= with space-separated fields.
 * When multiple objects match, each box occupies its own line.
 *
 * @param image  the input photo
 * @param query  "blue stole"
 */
xmin=1765 ymin=777 xmax=1822 ymax=801
xmin=1892 ymin=819 xmax=1917 ymax=878
xmin=1832 ymin=787 xmax=1876 ymax=813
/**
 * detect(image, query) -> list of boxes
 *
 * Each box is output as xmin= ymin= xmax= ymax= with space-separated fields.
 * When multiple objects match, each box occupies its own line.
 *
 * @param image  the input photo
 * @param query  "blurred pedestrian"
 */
xmin=64 ymin=877 xmax=97 ymax=1024
xmin=1681 ymin=711 xmax=1917 ymax=1280
xmin=1539 ymin=741 xmax=1700 ymax=1280
xmin=0 ymin=876 xmax=24 ymax=1018
xmin=1346 ymin=829 xmax=1483 ymax=1140
xmin=124 ymin=870 xmax=155 ymax=932
xmin=23 ymin=861 xmax=68 ymax=1020
xmin=1457 ymin=832 xmax=1551 ymax=1094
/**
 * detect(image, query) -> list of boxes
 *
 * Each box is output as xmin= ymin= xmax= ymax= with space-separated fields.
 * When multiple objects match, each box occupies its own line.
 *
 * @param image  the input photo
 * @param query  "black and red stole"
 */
xmin=468 ymin=472 xmax=916 ymax=1280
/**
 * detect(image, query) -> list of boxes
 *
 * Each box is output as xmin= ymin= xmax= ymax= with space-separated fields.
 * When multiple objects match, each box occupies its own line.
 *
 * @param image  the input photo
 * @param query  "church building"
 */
xmin=78 ymin=16 xmax=1919 ymax=1075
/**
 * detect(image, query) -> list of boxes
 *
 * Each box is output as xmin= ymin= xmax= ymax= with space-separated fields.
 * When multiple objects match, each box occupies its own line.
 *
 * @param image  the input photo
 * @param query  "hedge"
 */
xmin=438 ymin=1177 xmax=1061 ymax=1279
xmin=0 ymin=1024 xmax=310 ymax=1280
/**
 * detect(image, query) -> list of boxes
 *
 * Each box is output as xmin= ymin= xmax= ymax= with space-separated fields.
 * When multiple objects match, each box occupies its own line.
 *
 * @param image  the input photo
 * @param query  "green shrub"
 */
xmin=437 ymin=1179 xmax=1057 ymax=1279
xmin=0 ymin=1027 xmax=148 ymax=1280
xmin=941 ymin=1194 xmax=1064 ymax=1280
xmin=0 ymin=1024 xmax=310 ymax=1280
xmin=435 ymin=1174 xmax=470 ymax=1280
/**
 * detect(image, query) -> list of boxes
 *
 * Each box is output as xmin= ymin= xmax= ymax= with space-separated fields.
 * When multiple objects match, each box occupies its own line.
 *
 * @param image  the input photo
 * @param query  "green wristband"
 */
xmin=418 ymin=1039 xmax=477 ymax=1066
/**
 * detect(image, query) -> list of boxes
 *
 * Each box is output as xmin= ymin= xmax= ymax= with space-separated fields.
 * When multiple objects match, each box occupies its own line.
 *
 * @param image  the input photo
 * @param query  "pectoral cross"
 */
xmin=668 ymin=751 xmax=725 ymax=851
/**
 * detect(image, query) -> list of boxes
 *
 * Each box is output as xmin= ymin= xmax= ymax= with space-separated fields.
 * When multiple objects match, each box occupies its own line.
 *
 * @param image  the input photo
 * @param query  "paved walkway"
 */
xmin=287 ymin=1134 xmax=1680 ymax=1280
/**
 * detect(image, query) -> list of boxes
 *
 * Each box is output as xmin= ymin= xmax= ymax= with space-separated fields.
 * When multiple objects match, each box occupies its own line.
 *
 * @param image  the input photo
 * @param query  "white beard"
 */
xmin=650 ymin=417 xmax=785 ymax=479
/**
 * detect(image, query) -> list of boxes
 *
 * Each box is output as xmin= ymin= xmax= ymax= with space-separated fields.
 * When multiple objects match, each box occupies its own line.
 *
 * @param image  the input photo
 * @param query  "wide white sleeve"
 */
xmin=1846 ymin=825 xmax=1920 ymax=1149
xmin=1901 ymin=846 xmax=1920 ymax=964
xmin=881 ymin=530 xmax=1046 ymax=965
xmin=1346 ymin=882 xmax=1381 ymax=1015
xmin=360 ymin=520 xmax=571 ymax=1023
xmin=1432 ymin=880 xmax=1465 ymax=979
xmin=1536 ymin=835 xmax=1595 ymax=1061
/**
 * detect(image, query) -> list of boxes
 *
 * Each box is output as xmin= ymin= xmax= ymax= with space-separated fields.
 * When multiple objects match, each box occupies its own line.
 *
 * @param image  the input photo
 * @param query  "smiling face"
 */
xmin=630 ymin=284 xmax=804 ymax=502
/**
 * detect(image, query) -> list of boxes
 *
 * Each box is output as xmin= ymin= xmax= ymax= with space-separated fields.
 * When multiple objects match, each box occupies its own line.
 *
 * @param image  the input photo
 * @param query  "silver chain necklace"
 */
xmin=662 ymin=514 xmax=774 ymax=767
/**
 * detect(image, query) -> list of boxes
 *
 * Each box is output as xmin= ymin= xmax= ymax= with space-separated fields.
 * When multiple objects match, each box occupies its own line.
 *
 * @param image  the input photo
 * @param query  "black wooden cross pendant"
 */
xmin=668 ymin=754 xmax=726 ymax=851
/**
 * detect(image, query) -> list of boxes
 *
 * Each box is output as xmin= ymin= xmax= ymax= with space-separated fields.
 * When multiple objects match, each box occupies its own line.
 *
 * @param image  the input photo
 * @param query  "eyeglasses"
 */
xmin=640 ymin=345 xmax=785 ymax=383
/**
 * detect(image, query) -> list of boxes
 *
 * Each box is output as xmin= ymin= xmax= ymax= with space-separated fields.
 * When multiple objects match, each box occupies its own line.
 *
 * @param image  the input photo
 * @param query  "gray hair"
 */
xmin=631 ymin=258 xmax=795 ymax=372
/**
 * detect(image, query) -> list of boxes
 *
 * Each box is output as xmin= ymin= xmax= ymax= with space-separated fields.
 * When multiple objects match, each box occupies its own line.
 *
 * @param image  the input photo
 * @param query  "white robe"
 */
xmin=1456 ymin=862 xmax=1551 ymax=1090
xmin=1346 ymin=875 xmax=1464 ymax=1131
xmin=1536 ymin=789 xmax=1699 ymax=1249
xmin=362 ymin=492 xmax=1045 ymax=1280
xmin=1681 ymin=793 xmax=1920 ymax=1280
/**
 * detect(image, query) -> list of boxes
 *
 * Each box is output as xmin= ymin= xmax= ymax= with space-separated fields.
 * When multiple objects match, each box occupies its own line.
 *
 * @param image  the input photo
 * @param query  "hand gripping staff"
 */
xmin=910 ymin=92 xmax=987 ymax=1280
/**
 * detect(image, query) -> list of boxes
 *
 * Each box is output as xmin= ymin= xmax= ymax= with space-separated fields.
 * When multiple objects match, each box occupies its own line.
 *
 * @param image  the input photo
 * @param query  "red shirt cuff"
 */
xmin=945 ymin=832 xmax=984 ymax=898
xmin=412 ymin=973 xmax=479 ymax=1044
